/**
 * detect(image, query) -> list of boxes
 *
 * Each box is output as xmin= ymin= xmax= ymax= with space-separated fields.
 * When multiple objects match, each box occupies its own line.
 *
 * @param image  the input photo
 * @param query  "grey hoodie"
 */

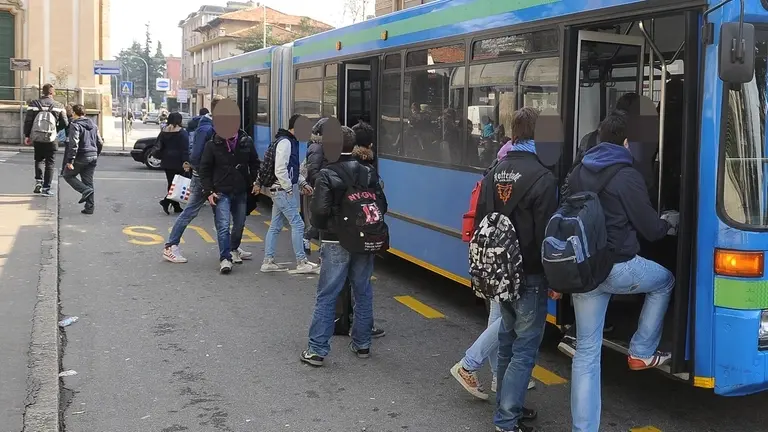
xmin=66 ymin=117 xmax=103 ymax=163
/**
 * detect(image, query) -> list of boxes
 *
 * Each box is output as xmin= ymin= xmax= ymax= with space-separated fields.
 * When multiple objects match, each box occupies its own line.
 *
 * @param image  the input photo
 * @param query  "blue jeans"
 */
xmin=265 ymin=185 xmax=306 ymax=262
xmin=166 ymin=174 xmax=207 ymax=248
xmin=307 ymin=243 xmax=375 ymax=357
xmin=570 ymin=255 xmax=674 ymax=432
xmin=494 ymin=274 xmax=548 ymax=430
xmin=212 ymin=192 xmax=247 ymax=262
xmin=462 ymin=300 xmax=501 ymax=374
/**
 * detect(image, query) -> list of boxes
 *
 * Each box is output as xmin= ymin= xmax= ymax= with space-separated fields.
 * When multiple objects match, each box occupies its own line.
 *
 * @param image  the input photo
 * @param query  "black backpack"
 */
xmin=258 ymin=137 xmax=281 ymax=187
xmin=327 ymin=164 xmax=389 ymax=254
xmin=541 ymin=163 xmax=628 ymax=293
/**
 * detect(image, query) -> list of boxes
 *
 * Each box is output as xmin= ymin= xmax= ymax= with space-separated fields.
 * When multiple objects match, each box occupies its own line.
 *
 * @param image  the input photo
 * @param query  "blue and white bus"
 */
xmin=213 ymin=0 xmax=768 ymax=396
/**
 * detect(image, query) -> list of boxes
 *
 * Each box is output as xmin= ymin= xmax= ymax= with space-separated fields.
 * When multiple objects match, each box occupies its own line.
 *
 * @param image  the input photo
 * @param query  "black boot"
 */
xmin=159 ymin=199 xmax=170 ymax=215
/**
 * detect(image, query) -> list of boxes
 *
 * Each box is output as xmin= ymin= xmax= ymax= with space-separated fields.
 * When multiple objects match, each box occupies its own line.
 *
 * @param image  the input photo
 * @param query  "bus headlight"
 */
xmin=759 ymin=310 xmax=768 ymax=350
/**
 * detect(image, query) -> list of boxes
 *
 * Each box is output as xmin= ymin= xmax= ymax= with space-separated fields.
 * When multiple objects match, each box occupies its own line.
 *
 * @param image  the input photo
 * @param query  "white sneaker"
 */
xmin=528 ymin=379 xmax=536 ymax=390
xmin=293 ymin=259 xmax=319 ymax=274
xmin=260 ymin=258 xmax=287 ymax=273
xmin=220 ymin=259 xmax=233 ymax=274
xmin=231 ymin=250 xmax=243 ymax=264
xmin=236 ymin=247 xmax=252 ymax=260
xmin=163 ymin=245 xmax=188 ymax=263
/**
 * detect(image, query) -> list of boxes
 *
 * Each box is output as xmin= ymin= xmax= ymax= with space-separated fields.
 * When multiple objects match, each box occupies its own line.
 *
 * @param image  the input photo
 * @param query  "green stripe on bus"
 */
xmin=292 ymin=0 xmax=560 ymax=58
xmin=714 ymin=277 xmax=768 ymax=310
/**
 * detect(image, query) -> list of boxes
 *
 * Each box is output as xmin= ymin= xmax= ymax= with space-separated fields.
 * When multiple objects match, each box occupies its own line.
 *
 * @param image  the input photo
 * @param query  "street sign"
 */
xmin=93 ymin=60 xmax=121 ymax=75
xmin=156 ymin=78 xmax=170 ymax=92
xmin=9 ymin=58 xmax=31 ymax=71
xmin=177 ymin=89 xmax=189 ymax=103
xmin=121 ymin=81 xmax=133 ymax=96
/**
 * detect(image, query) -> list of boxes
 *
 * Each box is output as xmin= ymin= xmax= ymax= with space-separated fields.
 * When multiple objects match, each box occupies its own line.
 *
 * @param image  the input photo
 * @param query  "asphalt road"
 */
xmin=0 ymin=152 xmax=760 ymax=431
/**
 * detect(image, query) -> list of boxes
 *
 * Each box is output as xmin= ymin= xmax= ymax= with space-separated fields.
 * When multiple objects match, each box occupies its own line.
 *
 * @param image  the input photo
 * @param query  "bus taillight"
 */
xmin=714 ymin=249 xmax=764 ymax=278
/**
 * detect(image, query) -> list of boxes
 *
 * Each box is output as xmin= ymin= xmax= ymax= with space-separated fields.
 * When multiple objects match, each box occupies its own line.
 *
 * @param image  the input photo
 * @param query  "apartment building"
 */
xmin=375 ymin=0 xmax=435 ymax=17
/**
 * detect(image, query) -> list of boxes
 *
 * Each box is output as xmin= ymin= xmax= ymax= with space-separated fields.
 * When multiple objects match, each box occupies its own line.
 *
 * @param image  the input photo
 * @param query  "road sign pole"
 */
xmin=19 ymin=71 xmax=24 ymax=145
xmin=121 ymin=95 xmax=126 ymax=151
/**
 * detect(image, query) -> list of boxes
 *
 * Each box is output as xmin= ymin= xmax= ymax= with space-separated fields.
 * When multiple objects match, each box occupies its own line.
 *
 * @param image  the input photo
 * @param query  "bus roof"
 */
xmin=291 ymin=0 xmax=654 ymax=65
xmin=212 ymin=45 xmax=277 ymax=80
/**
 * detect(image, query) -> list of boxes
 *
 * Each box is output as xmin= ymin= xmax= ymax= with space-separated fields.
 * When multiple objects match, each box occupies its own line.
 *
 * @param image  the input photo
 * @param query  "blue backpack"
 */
xmin=541 ymin=163 xmax=627 ymax=294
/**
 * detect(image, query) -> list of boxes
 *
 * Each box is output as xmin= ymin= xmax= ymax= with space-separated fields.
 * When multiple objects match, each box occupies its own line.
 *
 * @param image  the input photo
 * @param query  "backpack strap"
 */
xmin=569 ymin=163 xmax=629 ymax=195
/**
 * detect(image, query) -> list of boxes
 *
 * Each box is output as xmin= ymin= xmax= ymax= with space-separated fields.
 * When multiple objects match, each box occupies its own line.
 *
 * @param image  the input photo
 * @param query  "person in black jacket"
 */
xmin=153 ymin=112 xmax=191 ymax=215
xmin=302 ymin=118 xmax=330 ymax=256
xmin=63 ymin=104 xmax=103 ymax=214
xmin=300 ymin=126 xmax=387 ymax=367
xmin=474 ymin=107 xmax=558 ymax=432
xmin=199 ymin=127 xmax=261 ymax=274
xmin=24 ymin=83 xmax=69 ymax=196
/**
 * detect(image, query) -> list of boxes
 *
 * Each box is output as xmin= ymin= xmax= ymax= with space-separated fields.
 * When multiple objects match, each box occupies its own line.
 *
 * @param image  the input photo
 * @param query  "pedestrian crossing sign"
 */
xmin=121 ymin=81 xmax=133 ymax=96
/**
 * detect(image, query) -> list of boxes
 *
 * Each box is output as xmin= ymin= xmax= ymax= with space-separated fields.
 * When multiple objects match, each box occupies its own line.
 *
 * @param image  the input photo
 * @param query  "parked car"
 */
xmin=144 ymin=112 xmax=160 ymax=125
xmin=130 ymin=136 xmax=161 ymax=169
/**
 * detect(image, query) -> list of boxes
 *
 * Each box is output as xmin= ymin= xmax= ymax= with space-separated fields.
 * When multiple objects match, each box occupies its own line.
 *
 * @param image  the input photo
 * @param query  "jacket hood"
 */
xmin=581 ymin=142 xmax=634 ymax=172
xmin=73 ymin=116 xmax=96 ymax=130
xmin=352 ymin=145 xmax=374 ymax=161
xmin=275 ymin=128 xmax=295 ymax=140
xmin=309 ymin=133 xmax=323 ymax=144
xmin=198 ymin=115 xmax=212 ymax=127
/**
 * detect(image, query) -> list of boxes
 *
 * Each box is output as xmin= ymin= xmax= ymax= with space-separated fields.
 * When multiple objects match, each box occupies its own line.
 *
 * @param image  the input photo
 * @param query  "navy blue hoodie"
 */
xmin=65 ymin=117 xmax=103 ymax=163
xmin=570 ymin=143 xmax=669 ymax=262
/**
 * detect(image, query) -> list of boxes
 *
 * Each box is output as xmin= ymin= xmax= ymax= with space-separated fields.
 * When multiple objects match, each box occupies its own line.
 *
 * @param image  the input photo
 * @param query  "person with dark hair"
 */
xmin=24 ymin=83 xmax=68 ymax=196
xmin=301 ymin=126 xmax=388 ymax=367
xmin=566 ymin=111 xmax=678 ymax=431
xmin=259 ymin=113 xmax=318 ymax=274
xmin=62 ymin=104 xmax=103 ymax=214
xmin=154 ymin=112 xmax=190 ymax=215
xmin=472 ymin=106 xmax=557 ymax=432
xmin=163 ymin=95 xmax=235 ymax=264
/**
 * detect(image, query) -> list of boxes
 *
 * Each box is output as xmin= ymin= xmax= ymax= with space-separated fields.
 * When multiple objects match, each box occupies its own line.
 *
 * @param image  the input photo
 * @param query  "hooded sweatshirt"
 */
xmin=66 ymin=117 xmax=103 ymax=163
xmin=570 ymin=142 xmax=669 ymax=262
xmin=190 ymin=114 xmax=214 ymax=169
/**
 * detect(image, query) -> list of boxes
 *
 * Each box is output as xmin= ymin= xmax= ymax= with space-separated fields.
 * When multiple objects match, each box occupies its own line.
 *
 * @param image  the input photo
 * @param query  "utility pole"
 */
xmin=262 ymin=3 xmax=267 ymax=49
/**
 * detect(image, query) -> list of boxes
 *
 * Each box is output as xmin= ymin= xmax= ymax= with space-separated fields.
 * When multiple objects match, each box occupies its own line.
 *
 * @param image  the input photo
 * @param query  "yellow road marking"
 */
xmin=264 ymin=221 xmax=288 ymax=231
xmin=241 ymin=227 xmax=263 ymax=243
xmin=123 ymin=226 xmax=164 ymax=245
xmin=630 ymin=427 xmax=662 ymax=432
xmin=371 ymin=275 xmax=377 ymax=281
xmin=188 ymin=225 xmax=215 ymax=243
xmin=249 ymin=210 xmax=261 ymax=216
xmin=394 ymin=295 xmax=445 ymax=319
xmin=532 ymin=365 xmax=568 ymax=385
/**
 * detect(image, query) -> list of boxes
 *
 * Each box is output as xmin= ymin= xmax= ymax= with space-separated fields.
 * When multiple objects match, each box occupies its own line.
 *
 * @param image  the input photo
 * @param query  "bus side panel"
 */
xmin=713 ymin=307 xmax=768 ymax=395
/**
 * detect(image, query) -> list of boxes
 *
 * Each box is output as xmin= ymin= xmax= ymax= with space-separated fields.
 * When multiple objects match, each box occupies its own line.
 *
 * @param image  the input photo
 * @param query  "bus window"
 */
xmin=379 ymin=71 xmax=402 ymax=157
xmin=256 ymin=72 xmax=269 ymax=127
xmin=323 ymin=76 xmax=337 ymax=118
xmin=294 ymin=80 xmax=322 ymax=121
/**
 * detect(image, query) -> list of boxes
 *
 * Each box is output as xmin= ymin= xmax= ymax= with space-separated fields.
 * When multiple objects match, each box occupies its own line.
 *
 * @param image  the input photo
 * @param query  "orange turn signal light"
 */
xmin=714 ymin=249 xmax=764 ymax=278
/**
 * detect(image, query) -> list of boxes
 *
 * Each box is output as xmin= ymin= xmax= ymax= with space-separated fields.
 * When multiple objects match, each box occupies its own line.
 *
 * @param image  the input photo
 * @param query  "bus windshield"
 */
xmin=720 ymin=29 xmax=768 ymax=227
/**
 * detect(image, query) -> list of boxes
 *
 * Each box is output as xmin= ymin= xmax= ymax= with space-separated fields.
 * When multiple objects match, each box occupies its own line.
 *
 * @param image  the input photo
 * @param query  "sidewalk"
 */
xmin=0 ymin=160 xmax=60 ymax=431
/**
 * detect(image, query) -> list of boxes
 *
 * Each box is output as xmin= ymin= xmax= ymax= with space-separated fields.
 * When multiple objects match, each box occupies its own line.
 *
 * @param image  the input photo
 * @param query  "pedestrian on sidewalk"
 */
xmin=301 ymin=126 xmax=388 ymax=367
xmin=162 ymin=96 xmax=252 ymax=264
xmin=198 ymin=99 xmax=261 ymax=274
xmin=62 ymin=104 xmax=103 ymax=215
xmin=153 ymin=112 xmax=190 ymax=215
xmin=24 ymin=83 xmax=69 ymax=197
xmin=258 ymin=114 xmax=318 ymax=274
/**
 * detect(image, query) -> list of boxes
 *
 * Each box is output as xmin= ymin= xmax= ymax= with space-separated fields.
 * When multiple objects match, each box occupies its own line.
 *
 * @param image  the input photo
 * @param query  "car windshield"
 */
xmin=720 ymin=29 xmax=768 ymax=227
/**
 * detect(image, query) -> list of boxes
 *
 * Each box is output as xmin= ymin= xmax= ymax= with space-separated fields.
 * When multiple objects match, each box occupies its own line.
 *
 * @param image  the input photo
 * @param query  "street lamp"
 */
xmin=125 ymin=55 xmax=149 ymax=101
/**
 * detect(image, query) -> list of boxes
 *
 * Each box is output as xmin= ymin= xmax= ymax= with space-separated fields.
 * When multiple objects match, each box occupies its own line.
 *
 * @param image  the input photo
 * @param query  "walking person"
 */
xmin=62 ymin=105 xmax=103 ymax=215
xmin=24 ymin=83 xmax=69 ymax=197
xmin=300 ymin=126 xmax=388 ymax=367
xmin=198 ymin=101 xmax=261 ymax=274
xmin=163 ymin=96 xmax=236 ymax=264
xmin=471 ymin=107 xmax=558 ymax=432
xmin=259 ymin=114 xmax=318 ymax=274
xmin=565 ymin=112 xmax=677 ymax=432
xmin=154 ymin=112 xmax=190 ymax=215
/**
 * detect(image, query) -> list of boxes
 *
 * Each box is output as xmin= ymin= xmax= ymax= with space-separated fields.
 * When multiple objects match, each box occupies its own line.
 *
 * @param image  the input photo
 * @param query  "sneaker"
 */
xmin=628 ymin=351 xmax=672 ymax=371
xmin=450 ymin=362 xmax=488 ymax=400
xmin=371 ymin=326 xmax=386 ymax=338
xmin=348 ymin=342 xmax=370 ymax=359
xmin=293 ymin=259 xmax=319 ymax=274
xmin=260 ymin=258 xmax=287 ymax=273
xmin=236 ymin=247 xmax=252 ymax=260
xmin=522 ymin=407 xmax=537 ymax=421
xmin=33 ymin=183 xmax=42 ymax=194
xmin=220 ymin=259 xmax=233 ymax=274
xmin=231 ymin=250 xmax=243 ymax=264
xmin=558 ymin=334 xmax=577 ymax=358
xmin=300 ymin=349 xmax=324 ymax=367
xmin=490 ymin=376 xmax=535 ymax=393
xmin=78 ymin=189 xmax=94 ymax=204
xmin=496 ymin=423 xmax=535 ymax=432
xmin=163 ymin=246 xmax=188 ymax=263
xmin=41 ymin=188 xmax=54 ymax=197
xmin=81 ymin=208 xmax=94 ymax=215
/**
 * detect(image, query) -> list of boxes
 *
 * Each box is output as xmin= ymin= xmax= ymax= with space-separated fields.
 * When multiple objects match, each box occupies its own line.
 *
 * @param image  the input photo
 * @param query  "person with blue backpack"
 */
xmin=541 ymin=111 xmax=678 ymax=432
xmin=469 ymin=107 xmax=558 ymax=432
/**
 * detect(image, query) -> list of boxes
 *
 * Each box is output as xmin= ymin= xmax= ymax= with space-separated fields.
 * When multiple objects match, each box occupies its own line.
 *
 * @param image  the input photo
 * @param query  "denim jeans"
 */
xmin=166 ymin=174 xmax=208 ymax=247
xmin=462 ymin=300 xmax=501 ymax=374
xmin=494 ymin=274 xmax=548 ymax=430
xmin=63 ymin=157 xmax=97 ymax=210
xmin=265 ymin=184 xmax=306 ymax=262
xmin=212 ymin=192 xmax=247 ymax=262
xmin=570 ymin=255 xmax=674 ymax=432
xmin=307 ymin=243 xmax=375 ymax=357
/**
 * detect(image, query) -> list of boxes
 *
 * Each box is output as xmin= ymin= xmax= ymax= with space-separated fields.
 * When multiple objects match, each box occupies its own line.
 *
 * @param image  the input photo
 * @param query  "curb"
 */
xmin=22 ymin=182 xmax=60 ymax=431
xmin=0 ymin=145 xmax=131 ymax=157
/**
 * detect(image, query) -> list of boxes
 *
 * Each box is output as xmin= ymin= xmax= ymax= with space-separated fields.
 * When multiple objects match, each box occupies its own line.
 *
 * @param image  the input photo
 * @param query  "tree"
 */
xmin=114 ymin=24 xmax=166 ymax=106
xmin=235 ymin=18 xmax=326 ymax=54
xmin=343 ymin=0 xmax=367 ymax=23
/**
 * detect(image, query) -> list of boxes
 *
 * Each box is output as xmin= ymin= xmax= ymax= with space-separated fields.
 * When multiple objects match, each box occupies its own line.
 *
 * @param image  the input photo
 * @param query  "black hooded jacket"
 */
xmin=65 ymin=117 xmax=103 ymax=163
xmin=305 ymin=133 xmax=327 ymax=186
xmin=199 ymin=130 xmax=261 ymax=197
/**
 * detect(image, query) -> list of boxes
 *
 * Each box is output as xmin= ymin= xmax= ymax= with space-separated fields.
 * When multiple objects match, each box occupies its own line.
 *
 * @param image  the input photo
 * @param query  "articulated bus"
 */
xmin=212 ymin=0 xmax=768 ymax=396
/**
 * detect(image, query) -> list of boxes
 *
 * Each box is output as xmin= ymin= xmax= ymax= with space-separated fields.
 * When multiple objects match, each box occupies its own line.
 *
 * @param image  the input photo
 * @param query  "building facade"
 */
xmin=164 ymin=56 xmax=181 ymax=97
xmin=375 ymin=0 xmax=435 ymax=17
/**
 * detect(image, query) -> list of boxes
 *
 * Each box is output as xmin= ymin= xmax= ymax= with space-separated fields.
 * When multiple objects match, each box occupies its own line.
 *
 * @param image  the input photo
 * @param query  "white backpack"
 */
xmin=30 ymin=102 xmax=58 ymax=143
